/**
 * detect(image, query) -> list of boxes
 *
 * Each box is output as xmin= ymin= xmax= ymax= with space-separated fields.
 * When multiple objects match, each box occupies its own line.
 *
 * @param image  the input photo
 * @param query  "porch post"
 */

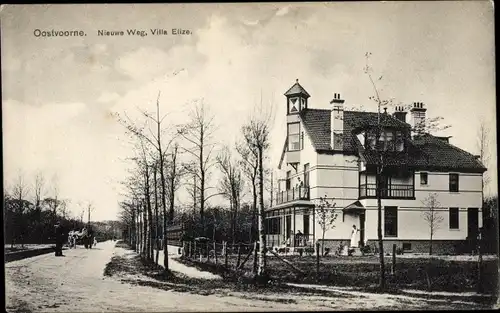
xmin=312 ymin=206 xmax=315 ymax=247
xmin=293 ymin=207 xmax=296 ymax=248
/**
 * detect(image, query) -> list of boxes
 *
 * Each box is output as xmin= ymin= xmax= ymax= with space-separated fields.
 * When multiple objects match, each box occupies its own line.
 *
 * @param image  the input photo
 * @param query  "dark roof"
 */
xmin=298 ymin=108 xmax=486 ymax=172
xmin=284 ymin=80 xmax=311 ymax=98
xmin=299 ymin=109 xmax=408 ymax=153
xmin=412 ymin=134 xmax=486 ymax=172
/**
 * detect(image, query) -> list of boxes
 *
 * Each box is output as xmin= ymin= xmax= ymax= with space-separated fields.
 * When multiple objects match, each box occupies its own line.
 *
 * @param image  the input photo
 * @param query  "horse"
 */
xmin=68 ymin=228 xmax=88 ymax=248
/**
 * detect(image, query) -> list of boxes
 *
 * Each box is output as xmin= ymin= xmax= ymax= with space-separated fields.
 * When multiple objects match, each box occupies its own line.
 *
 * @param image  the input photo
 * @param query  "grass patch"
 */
xmin=104 ymin=249 xmax=341 ymax=299
xmin=179 ymin=253 xmax=499 ymax=296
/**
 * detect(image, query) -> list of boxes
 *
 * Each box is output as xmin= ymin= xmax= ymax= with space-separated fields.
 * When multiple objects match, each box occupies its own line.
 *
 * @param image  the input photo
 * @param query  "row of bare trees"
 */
xmin=4 ymin=170 xmax=93 ymax=247
xmin=116 ymin=83 xmax=274 ymax=280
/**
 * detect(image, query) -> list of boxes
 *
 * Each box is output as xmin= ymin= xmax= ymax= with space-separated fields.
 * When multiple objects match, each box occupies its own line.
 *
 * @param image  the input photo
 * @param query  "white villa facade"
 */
xmin=265 ymin=80 xmax=486 ymax=254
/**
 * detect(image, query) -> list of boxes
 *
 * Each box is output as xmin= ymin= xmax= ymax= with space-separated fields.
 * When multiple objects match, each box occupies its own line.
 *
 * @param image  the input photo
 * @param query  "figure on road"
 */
xmin=54 ymin=222 xmax=64 ymax=256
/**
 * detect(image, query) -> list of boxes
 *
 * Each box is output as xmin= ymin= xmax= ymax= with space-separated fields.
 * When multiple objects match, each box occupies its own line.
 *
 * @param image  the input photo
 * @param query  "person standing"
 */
xmin=54 ymin=222 xmax=64 ymax=256
xmin=350 ymin=224 xmax=359 ymax=248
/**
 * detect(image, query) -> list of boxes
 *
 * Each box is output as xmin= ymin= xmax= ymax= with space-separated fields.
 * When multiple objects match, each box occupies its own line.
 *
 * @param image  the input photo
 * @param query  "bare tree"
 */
xmin=236 ymin=141 xmax=259 ymax=242
xmin=241 ymin=101 xmax=273 ymax=283
xmin=115 ymin=88 xmax=181 ymax=271
xmin=33 ymin=171 xmax=45 ymax=211
xmin=364 ymin=52 xmax=451 ymax=289
xmin=177 ymin=100 xmax=219 ymax=236
xmin=477 ymin=120 xmax=490 ymax=191
xmin=315 ymin=196 xmax=338 ymax=256
xmin=45 ymin=174 xmax=62 ymax=224
xmin=11 ymin=170 xmax=31 ymax=247
xmin=421 ymin=193 xmax=444 ymax=255
xmin=166 ymin=143 xmax=183 ymax=225
xmin=216 ymin=146 xmax=244 ymax=243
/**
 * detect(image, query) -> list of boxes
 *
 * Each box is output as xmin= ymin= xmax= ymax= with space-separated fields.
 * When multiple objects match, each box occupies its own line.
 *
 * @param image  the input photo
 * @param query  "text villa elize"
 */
xmin=99 ymin=28 xmax=191 ymax=37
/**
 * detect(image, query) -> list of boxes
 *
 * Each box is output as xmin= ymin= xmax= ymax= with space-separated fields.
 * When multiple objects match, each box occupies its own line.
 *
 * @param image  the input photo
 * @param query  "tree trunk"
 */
xmin=252 ymin=180 xmax=257 ymax=242
xmin=376 ymin=164 xmax=386 ymax=290
xmin=429 ymin=233 xmax=433 ymax=255
xmin=160 ymin=158 xmax=169 ymax=271
xmin=143 ymin=205 xmax=147 ymax=258
xmin=154 ymin=166 xmax=160 ymax=264
xmin=322 ymin=230 xmax=325 ymax=257
xmin=257 ymin=146 xmax=267 ymax=281
xmin=168 ymin=149 xmax=177 ymax=225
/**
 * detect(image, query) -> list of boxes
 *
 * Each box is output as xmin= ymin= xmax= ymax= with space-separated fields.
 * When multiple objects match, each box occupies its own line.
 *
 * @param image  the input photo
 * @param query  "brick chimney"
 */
xmin=393 ymin=105 xmax=407 ymax=123
xmin=331 ymin=93 xmax=345 ymax=150
xmin=410 ymin=102 xmax=427 ymax=136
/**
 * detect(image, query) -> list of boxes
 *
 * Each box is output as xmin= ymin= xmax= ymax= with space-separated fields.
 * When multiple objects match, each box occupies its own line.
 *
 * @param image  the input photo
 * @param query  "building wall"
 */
xmin=360 ymin=170 xmax=483 ymax=242
xmin=317 ymin=239 xmax=470 ymax=255
xmin=274 ymin=115 xmax=483 ymax=253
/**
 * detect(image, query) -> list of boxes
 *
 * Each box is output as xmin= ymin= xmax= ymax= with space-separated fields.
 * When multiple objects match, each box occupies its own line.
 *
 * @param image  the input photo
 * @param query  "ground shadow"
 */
xmin=103 ymin=245 xmax=351 ymax=302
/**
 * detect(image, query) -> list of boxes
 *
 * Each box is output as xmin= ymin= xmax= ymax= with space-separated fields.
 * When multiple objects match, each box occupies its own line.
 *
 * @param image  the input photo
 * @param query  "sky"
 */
xmin=1 ymin=2 xmax=496 ymax=221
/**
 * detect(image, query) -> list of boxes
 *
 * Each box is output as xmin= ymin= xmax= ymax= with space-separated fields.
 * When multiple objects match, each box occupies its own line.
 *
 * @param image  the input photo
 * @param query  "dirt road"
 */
xmin=5 ymin=240 xmax=490 ymax=312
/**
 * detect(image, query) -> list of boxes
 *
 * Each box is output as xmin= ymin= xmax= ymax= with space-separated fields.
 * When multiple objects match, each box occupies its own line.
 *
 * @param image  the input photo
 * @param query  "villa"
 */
xmin=265 ymin=80 xmax=486 ymax=254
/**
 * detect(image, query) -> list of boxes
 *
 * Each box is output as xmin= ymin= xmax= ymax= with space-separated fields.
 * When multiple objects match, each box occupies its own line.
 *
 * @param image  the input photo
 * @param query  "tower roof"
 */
xmin=284 ymin=79 xmax=310 ymax=98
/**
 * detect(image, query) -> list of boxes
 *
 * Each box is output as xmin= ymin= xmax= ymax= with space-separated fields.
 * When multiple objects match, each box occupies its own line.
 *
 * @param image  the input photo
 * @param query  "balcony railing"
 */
xmin=359 ymin=183 xmax=414 ymax=199
xmin=275 ymin=186 xmax=310 ymax=205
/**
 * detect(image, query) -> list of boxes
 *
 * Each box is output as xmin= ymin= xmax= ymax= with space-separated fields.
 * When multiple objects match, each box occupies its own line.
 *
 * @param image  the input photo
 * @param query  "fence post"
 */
xmin=392 ymin=244 xmax=396 ymax=275
xmin=214 ymin=241 xmax=218 ymax=265
xmin=316 ymin=241 xmax=320 ymax=280
xmin=236 ymin=244 xmax=242 ymax=269
xmin=194 ymin=241 xmax=197 ymax=260
xmin=253 ymin=241 xmax=258 ymax=274
xmin=206 ymin=241 xmax=210 ymax=263
xmin=224 ymin=241 xmax=228 ymax=269
xmin=477 ymin=232 xmax=483 ymax=293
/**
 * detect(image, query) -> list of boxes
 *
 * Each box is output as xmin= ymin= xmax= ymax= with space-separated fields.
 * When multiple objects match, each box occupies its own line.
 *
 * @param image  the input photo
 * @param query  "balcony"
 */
xmin=359 ymin=183 xmax=414 ymax=199
xmin=275 ymin=186 xmax=310 ymax=205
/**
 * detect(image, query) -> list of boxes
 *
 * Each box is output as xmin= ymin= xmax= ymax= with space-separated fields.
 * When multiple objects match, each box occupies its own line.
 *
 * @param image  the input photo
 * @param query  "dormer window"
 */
xmin=395 ymin=131 xmax=404 ymax=152
xmin=287 ymin=122 xmax=301 ymax=151
xmin=366 ymin=129 xmax=405 ymax=152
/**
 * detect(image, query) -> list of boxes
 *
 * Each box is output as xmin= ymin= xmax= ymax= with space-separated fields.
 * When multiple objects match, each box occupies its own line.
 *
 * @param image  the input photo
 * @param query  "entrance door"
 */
xmin=468 ymin=208 xmax=479 ymax=241
xmin=359 ymin=212 xmax=366 ymax=247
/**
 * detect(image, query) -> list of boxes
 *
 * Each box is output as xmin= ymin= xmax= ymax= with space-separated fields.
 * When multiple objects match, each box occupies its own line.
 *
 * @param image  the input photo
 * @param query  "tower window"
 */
xmin=287 ymin=122 xmax=301 ymax=151
xmin=288 ymin=98 xmax=299 ymax=114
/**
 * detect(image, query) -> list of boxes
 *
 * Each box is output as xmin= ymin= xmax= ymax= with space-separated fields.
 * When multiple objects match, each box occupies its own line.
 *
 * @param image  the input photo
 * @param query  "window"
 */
xmin=395 ymin=131 xmax=404 ymax=152
xmin=384 ymin=206 xmax=398 ymax=237
xmin=300 ymin=98 xmax=306 ymax=111
xmin=420 ymin=172 xmax=428 ymax=185
xmin=449 ymin=173 xmax=459 ymax=192
xmin=265 ymin=218 xmax=281 ymax=235
xmin=402 ymin=243 xmax=412 ymax=251
xmin=449 ymin=207 xmax=459 ymax=229
xmin=385 ymin=132 xmax=394 ymax=151
xmin=303 ymin=163 xmax=310 ymax=187
xmin=377 ymin=132 xmax=386 ymax=150
xmin=287 ymin=123 xmax=301 ymax=151
xmin=288 ymin=97 xmax=299 ymax=114
xmin=367 ymin=132 xmax=376 ymax=149
xmin=286 ymin=171 xmax=291 ymax=190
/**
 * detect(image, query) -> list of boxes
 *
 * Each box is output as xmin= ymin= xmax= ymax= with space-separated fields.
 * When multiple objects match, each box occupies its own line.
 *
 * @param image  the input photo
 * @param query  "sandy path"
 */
xmin=154 ymin=246 xmax=222 ymax=280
